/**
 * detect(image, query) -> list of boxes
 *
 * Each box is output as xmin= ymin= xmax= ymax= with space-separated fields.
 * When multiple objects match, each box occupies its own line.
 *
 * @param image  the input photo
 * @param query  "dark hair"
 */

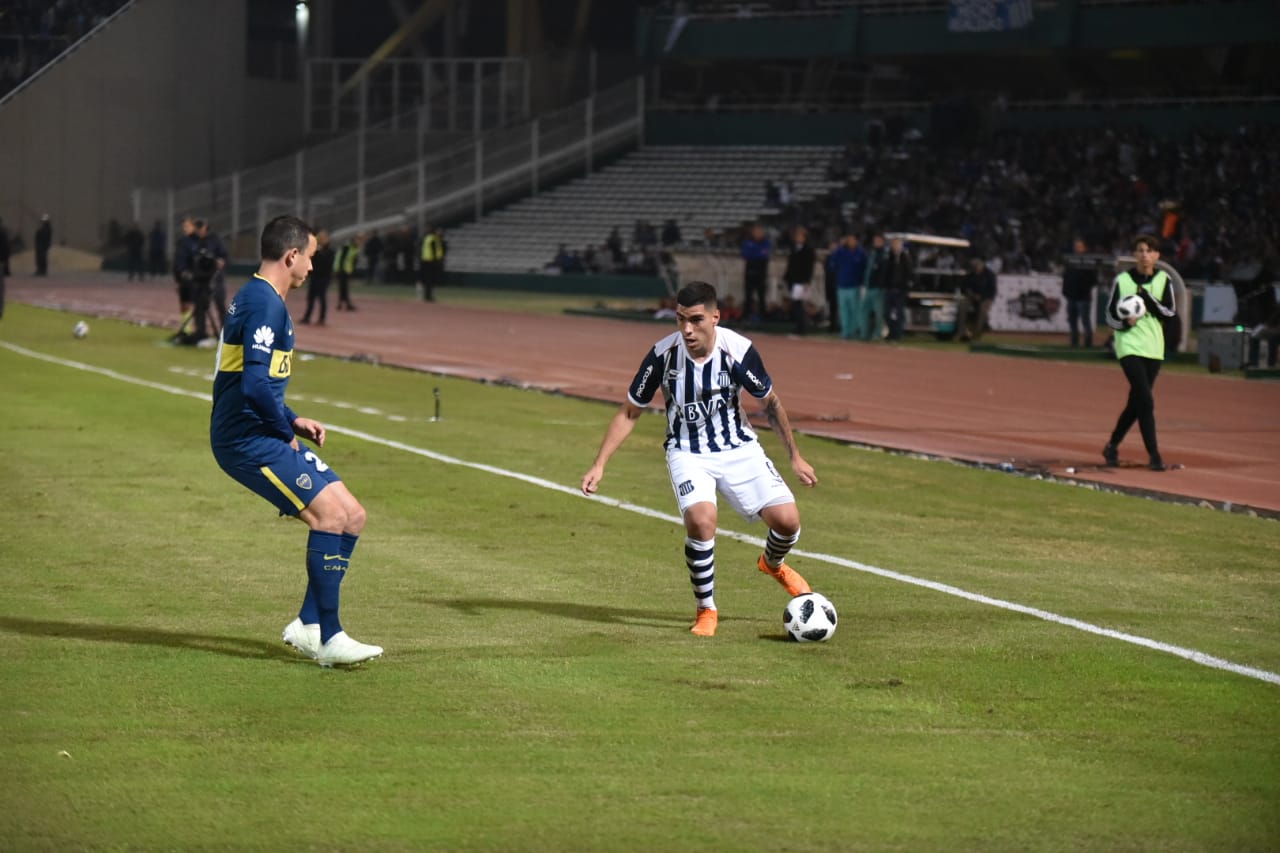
xmin=676 ymin=281 xmax=718 ymax=309
xmin=261 ymin=215 xmax=313 ymax=261
xmin=1133 ymin=234 xmax=1160 ymax=252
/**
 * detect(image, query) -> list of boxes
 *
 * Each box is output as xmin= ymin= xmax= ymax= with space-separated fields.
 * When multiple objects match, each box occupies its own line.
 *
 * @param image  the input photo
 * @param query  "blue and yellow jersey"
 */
xmin=210 ymin=274 xmax=296 ymax=448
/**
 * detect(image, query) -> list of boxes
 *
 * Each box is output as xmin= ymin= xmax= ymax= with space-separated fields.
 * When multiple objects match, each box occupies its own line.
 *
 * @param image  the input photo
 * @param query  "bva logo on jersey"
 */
xmin=682 ymin=398 xmax=725 ymax=422
xmin=252 ymin=325 xmax=275 ymax=354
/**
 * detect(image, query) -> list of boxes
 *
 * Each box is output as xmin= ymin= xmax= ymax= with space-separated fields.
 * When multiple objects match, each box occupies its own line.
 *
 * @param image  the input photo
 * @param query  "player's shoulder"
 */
xmin=650 ymin=330 xmax=682 ymax=356
xmin=714 ymin=326 xmax=755 ymax=359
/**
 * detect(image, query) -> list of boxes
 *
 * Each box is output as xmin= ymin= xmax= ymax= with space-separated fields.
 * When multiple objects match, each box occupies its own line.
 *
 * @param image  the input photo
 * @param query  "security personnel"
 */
xmin=1101 ymin=234 xmax=1176 ymax=471
xmin=334 ymin=233 xmax=363 ymax=311
xmin=418 ymin=225 xmax=446 ymax=302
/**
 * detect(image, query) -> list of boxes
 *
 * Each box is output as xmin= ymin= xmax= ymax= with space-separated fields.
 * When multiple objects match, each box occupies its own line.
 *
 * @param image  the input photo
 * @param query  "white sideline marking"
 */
xmin=5 ymin=340 xmax=1279 ymax=687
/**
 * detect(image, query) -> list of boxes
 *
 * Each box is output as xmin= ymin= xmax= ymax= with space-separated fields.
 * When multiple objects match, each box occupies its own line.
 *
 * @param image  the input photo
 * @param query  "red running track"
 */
xmin=9 ymin=274 xmax=1280 ymax=515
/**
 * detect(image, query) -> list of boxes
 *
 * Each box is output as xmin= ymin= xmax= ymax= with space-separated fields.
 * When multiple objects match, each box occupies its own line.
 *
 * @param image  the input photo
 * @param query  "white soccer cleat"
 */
xmin=316 ymin=631 xmax=383 ymax=668
xmin=282 ymin=618 xmax=321 ymax=660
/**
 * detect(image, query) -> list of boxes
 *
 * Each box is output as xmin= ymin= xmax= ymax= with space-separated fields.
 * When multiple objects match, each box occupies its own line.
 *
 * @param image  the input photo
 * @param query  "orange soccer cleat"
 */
xmin=690 ymin=607 xmax=719 ymax=637
xmin=757 ymin=554 xmax=811 ymax=597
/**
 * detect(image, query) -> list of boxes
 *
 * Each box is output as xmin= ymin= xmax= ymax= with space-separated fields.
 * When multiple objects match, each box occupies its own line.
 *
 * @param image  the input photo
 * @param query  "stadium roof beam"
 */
xmin=336 ymin=0 xmax=452 ymax=101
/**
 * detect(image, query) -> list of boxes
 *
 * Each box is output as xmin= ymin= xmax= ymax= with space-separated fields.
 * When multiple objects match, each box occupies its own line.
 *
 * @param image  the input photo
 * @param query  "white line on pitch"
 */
xmin=5 ymin=339 xmax=1278 ymax=688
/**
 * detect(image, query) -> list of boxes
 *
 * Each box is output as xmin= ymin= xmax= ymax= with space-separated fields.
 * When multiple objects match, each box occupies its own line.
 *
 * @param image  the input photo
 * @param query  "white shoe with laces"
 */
xmin=282 ymin=618 xmax=321 ymax=659
xmin=316 ymin=631 xmax=383 ymax=668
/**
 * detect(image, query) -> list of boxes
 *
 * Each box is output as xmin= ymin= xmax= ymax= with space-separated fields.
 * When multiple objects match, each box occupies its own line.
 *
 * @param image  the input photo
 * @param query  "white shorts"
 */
xmin=666 ymin=442 xmax=796 ymax=522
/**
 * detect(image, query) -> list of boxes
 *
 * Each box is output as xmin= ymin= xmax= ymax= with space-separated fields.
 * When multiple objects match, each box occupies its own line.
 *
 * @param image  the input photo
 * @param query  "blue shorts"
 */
xmin=213 ymin=437 xmax=342 ymax=516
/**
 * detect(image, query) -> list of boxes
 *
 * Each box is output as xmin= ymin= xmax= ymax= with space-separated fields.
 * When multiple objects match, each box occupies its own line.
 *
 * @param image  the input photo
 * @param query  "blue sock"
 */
xmin=301 ymin=533 xmax=358 ymax=624
xmin=306 ymin=530 xmax=347 ymax=643
xmin=298 ymin=583 xmax=319 ymax=625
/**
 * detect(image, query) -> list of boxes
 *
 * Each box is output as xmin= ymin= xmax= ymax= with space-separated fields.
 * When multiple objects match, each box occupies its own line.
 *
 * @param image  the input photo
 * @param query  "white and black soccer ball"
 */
xmin=1116 ymin=293 xmax=1146 ymax=322
xmin=72 ymin=320 xmax=90 ymax=339
xmin=784 ymin=592 xmax=837 ymax=643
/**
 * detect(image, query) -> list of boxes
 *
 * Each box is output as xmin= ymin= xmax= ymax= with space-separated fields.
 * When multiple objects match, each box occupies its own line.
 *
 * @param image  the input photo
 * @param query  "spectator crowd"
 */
xmin=0 ymin=0 xmax=125 ymax=97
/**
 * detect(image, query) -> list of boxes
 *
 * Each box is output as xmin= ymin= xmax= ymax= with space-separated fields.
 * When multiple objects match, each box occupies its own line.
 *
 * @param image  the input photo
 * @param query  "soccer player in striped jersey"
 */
xmin=581 ymin=281 xmax=818 ymax=637
xmin=210 ymin=215 xmax=382 ymax=667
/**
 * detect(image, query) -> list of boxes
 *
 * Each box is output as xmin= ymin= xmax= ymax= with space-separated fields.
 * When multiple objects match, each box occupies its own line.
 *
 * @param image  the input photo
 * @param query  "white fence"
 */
xmin=132 ymin=76 xmax=644 ymax=252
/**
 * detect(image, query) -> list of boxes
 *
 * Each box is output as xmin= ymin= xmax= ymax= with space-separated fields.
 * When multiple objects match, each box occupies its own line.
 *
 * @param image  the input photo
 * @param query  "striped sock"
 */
xmin=685 ymin=536 xmax=716 ymax=611
xmin=763 ymin=528 xmax=800 ymax=569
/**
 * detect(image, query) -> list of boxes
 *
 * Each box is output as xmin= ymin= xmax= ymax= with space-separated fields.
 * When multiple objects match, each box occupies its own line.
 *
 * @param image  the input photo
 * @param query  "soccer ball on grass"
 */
xmin=72 ymin=320 xmax=90 ymax=339
xmin=784 ymin=592 xmax=837 ymax=642
xmin=1116 ymin=294 xmax=1146 ymax=322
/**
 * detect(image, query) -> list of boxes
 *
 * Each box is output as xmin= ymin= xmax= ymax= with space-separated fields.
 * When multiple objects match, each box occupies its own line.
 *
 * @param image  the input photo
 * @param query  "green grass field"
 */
xmin=2 ymin=304 xmax=1278 ymax=851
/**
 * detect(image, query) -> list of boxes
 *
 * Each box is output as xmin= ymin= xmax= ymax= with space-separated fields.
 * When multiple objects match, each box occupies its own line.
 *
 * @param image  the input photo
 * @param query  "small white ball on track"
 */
xmin=72 ymin=320 xmax=90 ymax=339
xmin=784 ymin=592 xmax=838 ymax=643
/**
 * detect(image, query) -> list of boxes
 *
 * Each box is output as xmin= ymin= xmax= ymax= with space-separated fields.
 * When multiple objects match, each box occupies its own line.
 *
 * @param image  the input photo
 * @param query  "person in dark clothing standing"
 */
xmin=784 ymin=226 xmax=816 ymax=335
xmin=173 ymin=218 xmax=228 ymax=345
xmin=740 ymin=223 xmax=771 ymax=324
xmin=334 ymin=233 xmax=362 ymax=311
xmin=363 ymin=229 xmax=383 ymax=285
xmin=124 ymin=223 xmax=146 ymax=281
xmin=302 ymin=229 xmax=335 ymax=326
xmin=880 ymin=235 xmax=914 ymax=341
xmin=34 ymin=214 xmax=52 ymax=276
xmin=957 ymin=256 xmax=997 ymax=341
xmin=1062 ymin=238 xmax=1099 ymax=348
xmin=857 ymin=232 xmax=887 ymax=341
xmin=1102 ymin=235 xmax=1176 ymax=471
xmin=148 ymin=220 xmax=167 ymax=279
xmin=419 ymin=225 xmax=446 ymax=302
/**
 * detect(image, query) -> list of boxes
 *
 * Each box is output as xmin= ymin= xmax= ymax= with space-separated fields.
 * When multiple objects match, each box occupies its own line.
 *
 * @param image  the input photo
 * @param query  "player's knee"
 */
xmin=344 ymin=501 xmax=367 ymax=535
xmin=764 ymin=506 xmax=801 ymax=537
xmin=682 ymin=504 xmax=717 ymax=539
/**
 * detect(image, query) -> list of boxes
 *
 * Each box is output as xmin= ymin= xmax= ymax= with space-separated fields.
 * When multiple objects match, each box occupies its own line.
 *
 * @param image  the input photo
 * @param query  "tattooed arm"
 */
xmin=763 ymin=391 xmax=817 ymax=486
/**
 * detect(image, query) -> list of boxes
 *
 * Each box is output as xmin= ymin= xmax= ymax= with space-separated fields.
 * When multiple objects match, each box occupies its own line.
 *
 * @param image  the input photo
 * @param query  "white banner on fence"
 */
xmin=991 ymin=273 xmax=1082 ymax=333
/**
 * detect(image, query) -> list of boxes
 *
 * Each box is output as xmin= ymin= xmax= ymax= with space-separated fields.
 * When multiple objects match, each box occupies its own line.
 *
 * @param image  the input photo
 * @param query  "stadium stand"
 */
xmin=0 ymin=0 xmax=125 ymax=98
xmin=443 ymin=144 xmax=844 ymax=274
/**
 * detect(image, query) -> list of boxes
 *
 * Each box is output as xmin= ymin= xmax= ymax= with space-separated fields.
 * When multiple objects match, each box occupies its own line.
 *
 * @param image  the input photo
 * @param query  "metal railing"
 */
xmin=131 ymin=76 xmax=645 ymax=251
xmin=305 ymin=57 xmax=529 ymax=135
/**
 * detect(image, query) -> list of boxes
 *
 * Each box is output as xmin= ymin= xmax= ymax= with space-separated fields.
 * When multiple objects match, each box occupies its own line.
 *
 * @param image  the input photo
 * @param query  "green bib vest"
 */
xmin=1115 ymin=269 xmax=1168 ymax=361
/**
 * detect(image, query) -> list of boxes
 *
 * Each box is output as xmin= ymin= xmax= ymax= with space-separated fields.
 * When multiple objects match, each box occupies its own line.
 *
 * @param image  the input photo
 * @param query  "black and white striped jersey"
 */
xmin=627 ymin=328 xmax=773 ymax=453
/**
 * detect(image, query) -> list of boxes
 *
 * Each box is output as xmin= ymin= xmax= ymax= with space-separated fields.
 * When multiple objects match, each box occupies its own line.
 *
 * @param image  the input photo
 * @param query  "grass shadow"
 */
xmin=428 ymin=597 xmax=690 ymax=630
xmin=0 ymin=615 xmax=296 ymax=662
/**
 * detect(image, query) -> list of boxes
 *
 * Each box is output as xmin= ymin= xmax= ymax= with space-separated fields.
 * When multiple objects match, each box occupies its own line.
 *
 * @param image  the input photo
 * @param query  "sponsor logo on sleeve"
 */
xmin=635 ymin=364 xmax=654 ymax=397
xmin=252 ymin=325 xmax=275 ymax=354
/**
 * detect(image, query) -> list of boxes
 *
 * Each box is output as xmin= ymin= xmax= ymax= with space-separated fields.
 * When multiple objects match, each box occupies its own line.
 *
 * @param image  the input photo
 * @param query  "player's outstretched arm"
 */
xmin=763 ymin=391 xmax=817 ymax=487
xmin=581 ymin=401 xmax=645 ymax=495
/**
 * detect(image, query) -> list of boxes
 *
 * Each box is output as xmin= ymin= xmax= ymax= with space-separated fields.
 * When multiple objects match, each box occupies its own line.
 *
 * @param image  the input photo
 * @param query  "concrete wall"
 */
xmin=0 ymin=0 xmax=302 ymax=253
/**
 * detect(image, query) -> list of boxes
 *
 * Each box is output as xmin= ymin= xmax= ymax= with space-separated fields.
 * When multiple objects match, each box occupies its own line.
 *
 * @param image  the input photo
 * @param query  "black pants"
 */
xmin=303 ymin=279 xmax=329 ymax=323
xmin=884 ymin=289 xmax=907 ymax=340
xmin=190 ymin=277 xmax=213 ymax=341
xmin=337 ymin=272 xmax=354 ymax=308
xmin=1067 ymin=297 xmax=1093 ymax=348
xmin=743 ymin=270 xmax=767 ymax=319
xmin=421 ymin=261 xmax=443 ymax=301
xmin=1109 ymin=355 xmax=1162 ymax=459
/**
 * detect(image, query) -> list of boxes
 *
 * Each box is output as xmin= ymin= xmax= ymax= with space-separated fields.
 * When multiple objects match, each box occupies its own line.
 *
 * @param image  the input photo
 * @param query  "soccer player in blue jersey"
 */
xmin=211 ymin=215 xmax=382 ymax=667
xmin=581 ymin=281 xmax=818 ymax=637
